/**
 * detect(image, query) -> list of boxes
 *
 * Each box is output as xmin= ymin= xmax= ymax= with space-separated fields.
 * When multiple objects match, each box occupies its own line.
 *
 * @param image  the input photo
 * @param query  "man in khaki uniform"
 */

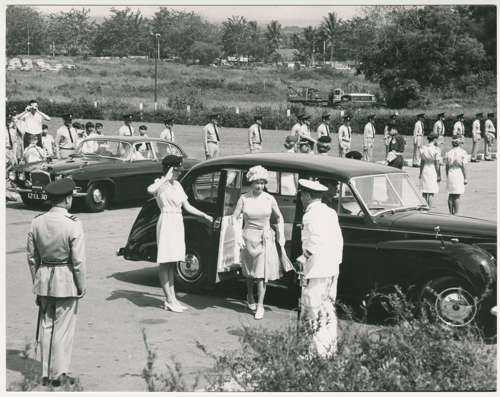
xmin=363 ymin=114 xmax=376 ymax=162
xmin=433 ymin=112 xmax=446 ymax=146
xmin=248 ymin=114 xmax=264 ymax=153
xmin=471 ymin=112 xmax=483 ymax=162
xmin=452 ymin=113 xmax=465 ymax=140
xmin=316 ymin=112 xmax=331 ymax=139
xmin=27 ymin=178 xmax=86 ymax=387
xmin=160 ymin=116 xmax=175 ymax=142
xmin=484 ymin=112 xmax=496 ymax=161
xmin=203 ymin=113 xmax=221 ymax=159
xmin=338 ymin=114 xmax=352 ymax=157
xmin=412 ymin=113 xmax=425 ymax=167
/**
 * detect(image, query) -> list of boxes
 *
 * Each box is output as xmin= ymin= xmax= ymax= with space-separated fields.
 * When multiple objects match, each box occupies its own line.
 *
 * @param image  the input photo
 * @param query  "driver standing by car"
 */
xmin=203 ymin=113 xmax=222 ymax=159
xmin=55 ymin=114 xmax=78 ymax=159
xmin=296 ymin=179 xmax=343 ymax=357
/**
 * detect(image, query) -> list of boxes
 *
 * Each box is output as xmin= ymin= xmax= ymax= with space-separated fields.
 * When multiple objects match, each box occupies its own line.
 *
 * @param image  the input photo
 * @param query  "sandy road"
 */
xmin=5 ymin=126 xmax=496 ymax=390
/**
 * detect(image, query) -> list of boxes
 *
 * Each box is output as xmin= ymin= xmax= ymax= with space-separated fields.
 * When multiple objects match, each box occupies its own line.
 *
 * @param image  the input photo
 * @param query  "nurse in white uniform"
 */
xmin=147 ymin=155 xmax=213 ymax=312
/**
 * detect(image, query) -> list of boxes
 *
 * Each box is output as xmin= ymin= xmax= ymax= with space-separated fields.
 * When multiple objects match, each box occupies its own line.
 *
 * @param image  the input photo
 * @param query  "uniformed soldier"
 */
xmin=291 ymin=113 xmax=304 ymax=137
xmin=433 ymin=112 xmax=446 ymax=146
xmin=412 ymin=113 xmax=425 ymax=167
xmin=27 ymin=178 xmax=86 ymax=387
xmin=298 ymin=136 xmax=316 ymax=154
xmin=248 ymin=114 xmax=264 ymax=153
xmin=384 ymin=113 xmax=398 ymax=155
xmin=316 ymin=135 xmax=332 ymax=155
xmin=363 ymin=114 xmax=376 ymax=162
xmin=338 ymin=114 xmax=352 ymax=157
xmin=203 ymin=113 xmax=222 ymax=159
xmin=484 ymin=112 xmax=496 ymax=161
xmin=160 ymin=116 xmax=175 ymax=142
xmin=452 ymin=113 xmax=465 ymax=141
xmin=283 ymin=135 xmax=298 ymax=153
xmin=55 ymin=114 xmax=78 ymax=159
xmin=316 ymin=112 xmax=331 ymax=139
xmin=296 ymin=179 xmax=343 ymax=357
xmin=118 ymin=114 xmax=135 ymax=136
xmin=471 ymin=112 xmax=483 ymax=162
xmin=299 ymin=114 xmax=312 ymax=138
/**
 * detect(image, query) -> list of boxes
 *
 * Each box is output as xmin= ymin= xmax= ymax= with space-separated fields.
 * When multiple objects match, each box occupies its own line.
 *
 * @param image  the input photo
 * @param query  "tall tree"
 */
xmin=6 ymin=6 xmax=45 ymax=56
xmin=265 ymin=20 xmax=282 ymax=53
xmin=321 ymin=12 xmax=337 ymax=61
xmin=221 ymin=16 xmax=264 ymax=58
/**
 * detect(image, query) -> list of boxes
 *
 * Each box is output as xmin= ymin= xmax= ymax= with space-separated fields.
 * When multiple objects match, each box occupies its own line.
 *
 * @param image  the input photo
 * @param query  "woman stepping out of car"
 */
xmin=147 ymin=155 xmax=213 ymax=313
xmin=232 ymin=166 xmax=286 ymax=320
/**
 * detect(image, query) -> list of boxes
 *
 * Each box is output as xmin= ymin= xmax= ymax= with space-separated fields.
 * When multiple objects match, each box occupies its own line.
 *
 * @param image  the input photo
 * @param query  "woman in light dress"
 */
xmin=147 ymin=155 xmax=213 ymax=313
xmin=419 ymin=132 xmax=442 ymax=207
xmin=232 ymin=165 xmax=286 ymax=320
xmin=445 ymin=137 xmax=468 ymax=215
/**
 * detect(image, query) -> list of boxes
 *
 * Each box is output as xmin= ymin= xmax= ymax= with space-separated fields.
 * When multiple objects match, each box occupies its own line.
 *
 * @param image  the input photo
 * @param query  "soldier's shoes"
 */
xmin=163 ymin=301 xmax=184 ymax=313
xmin=254 ymin=305 xmax=264 ymax=320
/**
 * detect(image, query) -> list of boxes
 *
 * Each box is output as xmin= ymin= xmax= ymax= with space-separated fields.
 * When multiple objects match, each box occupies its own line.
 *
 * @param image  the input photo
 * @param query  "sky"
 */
xmin=32 ymin=5 xmax=365 ymax=26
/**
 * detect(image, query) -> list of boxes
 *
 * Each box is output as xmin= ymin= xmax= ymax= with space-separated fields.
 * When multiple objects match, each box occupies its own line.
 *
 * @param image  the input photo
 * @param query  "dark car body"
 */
xmin=119 ymin=153 xmax=497 ymax=331
xmin=9 ymin=136 xmax=199 ymax=212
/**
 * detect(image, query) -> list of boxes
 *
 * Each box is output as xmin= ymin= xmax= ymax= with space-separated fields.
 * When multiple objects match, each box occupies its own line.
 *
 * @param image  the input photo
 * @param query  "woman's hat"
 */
xmin=247 ymin=165 xmax=269 ymax=182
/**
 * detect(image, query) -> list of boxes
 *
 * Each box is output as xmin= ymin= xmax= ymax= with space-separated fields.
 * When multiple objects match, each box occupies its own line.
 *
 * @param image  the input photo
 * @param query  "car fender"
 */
xmin=377 ymin=239 xmax=495 ymax=296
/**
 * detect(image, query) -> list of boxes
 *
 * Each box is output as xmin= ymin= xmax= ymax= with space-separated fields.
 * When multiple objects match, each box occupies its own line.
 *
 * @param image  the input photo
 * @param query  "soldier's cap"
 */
xmin=343 ymin=114 xmax=352 ymax=121
xmin=298 ymin=178 xmax=328 ymax=192
xmin=139 ymin=125 xmax=148 ymax=130
xmin=85 ymin=121 xmax=94 ymax=129
xmin=321 ymin=112 xmax=331 ymax=119
xmin=487 ymin=112 xmax=495 ymax=118
xmin=299 ymin=136 xmax=316 ymax=146
xmin=62 ymin=113 xmax=73 ymax=121
xmin=285 ymin=135 xmax=298 ymax=144
xmin=297 ymin=112 xmax=305 ymax=120
xmin=317 ymin=135 xmax=332 ymax=144
xmin=390 ymin=112 xmax=399 ymax=119
xmin=45 ymin=178 xmax=76 ymax=198
xmin=417 ymin=113 xmax=425 ymax=118
xmin=302 ymin=114 xmax=312 ymax=121
xmin=209 ymin=112 xmax=219 ymax=119
xmin=437 ymin=112 xmax=445 ymax=117
xmin=254 ymin=114 xmax=263 ymax=121
xmin=368 ymin=114 xmax=376 ymax=119
xmin=123 ymin=114 xmax=134 ymax=121
xmin=164 ymin=114 xmax=174 ymax=123
xmin=456 ymin=113 xmax=464 ymax=118
xmin=475 ymin=112 xmax=483 ymax=118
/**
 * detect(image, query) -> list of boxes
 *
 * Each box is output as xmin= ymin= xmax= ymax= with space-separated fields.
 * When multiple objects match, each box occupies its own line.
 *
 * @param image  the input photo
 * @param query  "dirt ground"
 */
xmin=5 ymin=123 xmax=497 ymax=391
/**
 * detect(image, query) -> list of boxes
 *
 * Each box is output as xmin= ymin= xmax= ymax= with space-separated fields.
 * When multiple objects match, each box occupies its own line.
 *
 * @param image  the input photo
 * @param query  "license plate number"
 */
xmin=27 ymin=192 xmax=48 ymax=200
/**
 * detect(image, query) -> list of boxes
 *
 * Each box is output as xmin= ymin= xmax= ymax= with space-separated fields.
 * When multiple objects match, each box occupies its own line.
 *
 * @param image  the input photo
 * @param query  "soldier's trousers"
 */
xmin=471 ymin=139 xmax=481 ymax=160
xmin=39 ymin=296 xmax=78 ymax=379
xmin=205 ymin=142 xmax=220 ymax=159
xmin=363 ymin=144 xmax=373 ymax=162
xmin=413 ymin=143 xmax=422 ymax=166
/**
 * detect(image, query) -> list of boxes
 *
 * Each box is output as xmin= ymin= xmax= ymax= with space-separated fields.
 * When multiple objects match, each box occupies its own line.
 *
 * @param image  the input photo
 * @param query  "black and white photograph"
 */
xmin=2 ymin=2 xmax=497 ymax=392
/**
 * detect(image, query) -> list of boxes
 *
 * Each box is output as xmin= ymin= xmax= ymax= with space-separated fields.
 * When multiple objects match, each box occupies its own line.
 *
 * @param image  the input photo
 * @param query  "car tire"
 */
xmin=20 ymin=193 xmax=46 ymax=209
xmin=85 ymin=183 xmax=109 ymax=212
xmin=175 ymin=242 xmax=209 ymax=292
xmin=420 ymin=276 xmax=480 ymax=329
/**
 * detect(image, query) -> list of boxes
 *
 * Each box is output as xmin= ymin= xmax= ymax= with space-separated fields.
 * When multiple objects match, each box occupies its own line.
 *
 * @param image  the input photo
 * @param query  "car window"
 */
xmin=339 ymin=183 xmax=363 ymax=216
xmin=78 ymin=140 xmax=130 ymax=160
xmin=266 ymin=171 xmax=279 ymax=194
xmin=155 ymin=142 xmax=182 ymax=159
xmin=192 ymin=172 xmax=220 ymax=204
xmin=280 ymin=172 xmax=298 ymax=196
xmin=132 ymin=142 xmax=154 ymax=161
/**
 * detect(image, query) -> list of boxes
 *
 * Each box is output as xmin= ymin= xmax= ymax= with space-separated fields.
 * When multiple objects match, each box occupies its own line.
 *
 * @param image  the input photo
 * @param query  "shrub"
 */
xmin=381 ymin=76 xmax=421 ymax=109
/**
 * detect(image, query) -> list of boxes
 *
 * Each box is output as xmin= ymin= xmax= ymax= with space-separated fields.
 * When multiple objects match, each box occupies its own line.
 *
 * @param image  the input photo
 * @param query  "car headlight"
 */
xmin=18 ymin=173 xmax=26 ymax=181
xmin=8 ymin=171 xmax=15 ymax=181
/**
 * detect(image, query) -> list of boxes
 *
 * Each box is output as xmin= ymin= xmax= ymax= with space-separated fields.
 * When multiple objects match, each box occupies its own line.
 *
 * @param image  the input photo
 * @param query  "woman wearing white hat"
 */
xmin=232 ymin=165 xmax=286 ymax=320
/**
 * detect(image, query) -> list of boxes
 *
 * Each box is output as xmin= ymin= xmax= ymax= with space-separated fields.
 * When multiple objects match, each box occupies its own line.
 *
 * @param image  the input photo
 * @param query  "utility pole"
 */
xmin=27 ymin=24 xmax=30 ymax=56
xmin=152 ymin=32 xmax=161 ymax=111
xmin=52 ymin=41 xmax=55 ymax=57
xmin=323 ymin=40 xmax=326 ymax=64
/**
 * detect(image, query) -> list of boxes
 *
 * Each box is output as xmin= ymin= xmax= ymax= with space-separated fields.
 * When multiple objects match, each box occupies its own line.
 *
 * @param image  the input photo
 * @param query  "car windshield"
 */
xmin=77 ymin=139 xmax=132 ymax=160
xmin=350 ymin=173 xmax=427 ymax=216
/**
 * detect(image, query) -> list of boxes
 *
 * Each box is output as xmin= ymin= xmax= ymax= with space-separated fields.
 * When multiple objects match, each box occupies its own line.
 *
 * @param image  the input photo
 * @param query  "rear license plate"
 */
xmin=27 ymin=192 xmax=48 ymax=200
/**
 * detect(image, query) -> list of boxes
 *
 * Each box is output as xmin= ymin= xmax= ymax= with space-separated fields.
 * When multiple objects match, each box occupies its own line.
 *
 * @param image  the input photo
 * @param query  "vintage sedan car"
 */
xmin=118 ymin=153 xmax=496 ymax=332
xmin=9 ymin=136 xmax=198 ymax=212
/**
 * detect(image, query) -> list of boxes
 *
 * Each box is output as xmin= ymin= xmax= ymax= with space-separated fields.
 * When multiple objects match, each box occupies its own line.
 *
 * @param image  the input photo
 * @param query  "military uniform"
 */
xmin=160 ymin=117 xmax=175 ymax=142
xmin=297 ymin=179 xmax=343 ymax=357
xmin=471 ymin=113 xmax=482 ymax=161
xmin=118 ymin=114 xmax=135 ymax=137
xmin=363 ymin=117 xmax=376 ymax=162
xmin=433 ymin=113 xmax=446 ymax=146
xmin=412 ymin=115 xmax=425 ymax=167
xmin=316 ymin=114 xmax=330 ymax=139
xmin=452 ymin=115 xmax=465 ymax=139
xmin=27 ymin=179 xmax=86 ymax=383
xmin=55 ymin=115 xmax=79 ymax=159
xmin=338 ymin=117 xmax=352 ymax=157
xmin=484 ymin=113 xmax=496 ymax=160
xmin=203 ymin=115 xmax=221 ymax=159
xmin=248 ymin=117 xmax=263 ymax=153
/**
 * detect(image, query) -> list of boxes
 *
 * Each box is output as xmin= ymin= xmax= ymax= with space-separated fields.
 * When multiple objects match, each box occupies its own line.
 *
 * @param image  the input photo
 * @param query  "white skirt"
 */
xmin=156 ymin=211 xmax=185 ymax=263
xmin=421 ymin=163 xmax=439 ymax=194
xmin=447 ymin=167 xmax=465 ymax=195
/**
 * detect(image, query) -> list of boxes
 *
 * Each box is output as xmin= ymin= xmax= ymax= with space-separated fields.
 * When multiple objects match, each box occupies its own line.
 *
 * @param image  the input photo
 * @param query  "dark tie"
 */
xmin=326 ymin=124 xmax=330 ymax=134
xmin=213 ymin=124 xmax=220 ymax=141
xmin=348 ymin=127 xmax=351 ymax=139
xmin=258 ymin=125 xmax=262 ymax=143
xmin=67 ymin=126 xmax=74 ymax=144
xmin=128 ymin=125 xmax=132 ymax=136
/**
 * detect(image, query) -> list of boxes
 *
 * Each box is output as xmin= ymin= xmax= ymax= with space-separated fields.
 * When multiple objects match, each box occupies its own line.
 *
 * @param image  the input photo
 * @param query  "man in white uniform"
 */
xmin=412 ymin=113 xmax=425 ymax=167
xmin=384 ymin=113 xmax=398 ymax=155
xmin=14 ymin=100 xmax=51 ymax=149
xmin=452 ymin=113 xmax=465 ymax=141
xmin=471 ymin=112 xmax=483 ymax=162
xmin=433 ymin=112 xmax=446 ymax=146
xmin=41 ymin=124 xmax=56 ymax=158
xmin=296 ymin=179 xmax=343 ymax=357
xmin=160 ymin=116 xmax=175 ymax=142
xmin=316 ymin=112 xmax=331 ymax=139
xmin=118 ymin=114 xmax=135 ymax=136
xmin=291 ymin=114 xmax=304 ymax=137
xmin=55 ymin=114 xmax=78 ymax=159
xmin=248 ymin=114 xmax=264 ymax=153
xmin=203 ymin=113 xmax=221 ymax=159
xmin=484 ymin=112 xmax=496 ymax=161
xmin=363 ymin=114 xmax=376 ymax=162
xmin=338 ymin=114 xmax=352 ymax=157
xmin=299 ymin=115 xmax=312 ymax=138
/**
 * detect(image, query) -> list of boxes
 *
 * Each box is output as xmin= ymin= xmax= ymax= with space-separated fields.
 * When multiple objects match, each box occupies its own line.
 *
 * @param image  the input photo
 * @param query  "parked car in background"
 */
xmin=119 ymin=153 xmax=496 ymax=334
xmin=9 ymin=136 xmax=199 ymax=212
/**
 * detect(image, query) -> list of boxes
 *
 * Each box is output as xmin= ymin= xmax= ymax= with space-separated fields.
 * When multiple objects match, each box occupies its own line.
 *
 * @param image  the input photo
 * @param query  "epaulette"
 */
xmin=34 ymin=213 xmax=43 ymax=218
xmin=65 ymin=215 xmax=79 ymax=222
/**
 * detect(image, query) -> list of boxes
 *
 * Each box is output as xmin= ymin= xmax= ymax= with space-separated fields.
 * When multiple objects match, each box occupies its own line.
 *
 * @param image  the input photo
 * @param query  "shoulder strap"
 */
xmin=65 ymin=215 xmax=79 ymax=222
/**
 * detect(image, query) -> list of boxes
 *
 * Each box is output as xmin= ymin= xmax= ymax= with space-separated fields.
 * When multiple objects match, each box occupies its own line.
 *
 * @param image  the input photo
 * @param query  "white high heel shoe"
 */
xmin=163 ymin=301 xmax=184 ymax=313
xmin=254 ymin=305 xmax=264 ymax=320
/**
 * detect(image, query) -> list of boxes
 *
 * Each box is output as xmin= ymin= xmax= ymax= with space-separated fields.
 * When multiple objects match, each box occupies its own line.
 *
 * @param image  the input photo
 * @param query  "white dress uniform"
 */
xmin=412 ymin=120 xmax=424 ymax=166
xmin=248 ymin=123 xmax=263 ymax=153
xmin=203 ymin=122 xmax=221 ymax=159
xmin=55 ymin=125 xmax=78 ymax=158
xmin=419 ymin=143 xmax=441 ymax=194
xmin=338 ymin=124 xmax=352 ymax=157
xmin=316 ymin=122 xmax=330 ymax=139
xmin=27 ymin=203 xmax=86 ymax=381
xmin=433 ymin=119 xmax=445 ymax=145
xmin=445 ymin=147 xmax=468 ymax=194
xmin=41 ymin=134 xmax=56 ymax=157
xmin=452 ymin=120 xmax=465 ymax=138
xmin=160 ymin=127 xmax=175 ymax=142
xmin=291 ymin=122 xmax=302 ymax=137
xmin=299 ymin=123 xmax=311 ymax=138
xmin=484 ymin=118 xmax=495 ymax=160
xmin=298 ymin=183 xmax=343 ymax=357
xmin=148 ymin=178 xmax=188 ymax=263
xmin=471 ymin=119 xmax=482 ymax=161
xmin=118 ymin=124 xmax=135 ymax=136
xmin=363 ymin=122 xmax=375 ymax=161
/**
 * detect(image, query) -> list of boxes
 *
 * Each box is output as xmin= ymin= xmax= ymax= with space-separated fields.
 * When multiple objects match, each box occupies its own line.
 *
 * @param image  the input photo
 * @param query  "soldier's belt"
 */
xmin=40 ymin=260 xmax=71 ymax=267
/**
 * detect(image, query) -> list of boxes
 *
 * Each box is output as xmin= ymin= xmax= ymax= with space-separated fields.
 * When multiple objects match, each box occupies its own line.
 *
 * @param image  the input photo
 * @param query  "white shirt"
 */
xmin=6 ymin=122 xmax=18 ymax=149
xmin=202 ymin=123 xmax=221 ymax=154
xmin=485 ymin=119 xmax=496 ymax=134
xmin=81 ymin=132 xmax=99 ymax=153
xmin=338 ymin=124 xmax=352 ymax=144
xmin=160 ymin=127 xmax=175 ymax=142
xmin=472 ymin=119 xmax=481 ymax=138
xmin=23 ymin=144 xmax=46 ymax=163
xmin=302 ymin=200 xmax=343 ymax=279
xmin=453 ymin=121 xmax=465 ymax=137
xmin=56 ymin=124 xmax=78 ymax=150
xmin=433 ymin=120 xmax=445 ymax=136
xmin=413 ymin=120 xmax=424 ymax=145
xmin=291 ymin=122 xmax=302 ymax=136
xmin=118 ymin=124 xmax=135 ymax=136
xmin=316 ymin=122 xmax=330 ymax=139
xmin=16 ymin=112 xmax=46 ymax=135
xmin=248 ymin=123 xmax=263 ymax=149
xmin=299 ymin=124 xmax=311 ymax=138
xmin=363 ymin=122 xmax=375 ymax=147
xmin=41 ymin=134 xmax=55 ymax=156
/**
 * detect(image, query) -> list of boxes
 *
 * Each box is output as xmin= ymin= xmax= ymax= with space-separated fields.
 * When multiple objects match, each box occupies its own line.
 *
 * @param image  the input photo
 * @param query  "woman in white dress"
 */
xmin=232 ymin=166 xmax=286 ymax=320
xmin=445 ymin=137 xmax=468 ymax=215
xmin=419 ymin=132 xmax=441 ymax=207
xmin=147 ymin=155 xmax=213 ymax=312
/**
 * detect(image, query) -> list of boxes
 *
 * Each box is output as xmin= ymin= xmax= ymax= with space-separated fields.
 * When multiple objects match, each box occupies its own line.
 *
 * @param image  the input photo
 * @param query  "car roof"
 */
xmin=189 ymin=153 xmax=403 ymax=182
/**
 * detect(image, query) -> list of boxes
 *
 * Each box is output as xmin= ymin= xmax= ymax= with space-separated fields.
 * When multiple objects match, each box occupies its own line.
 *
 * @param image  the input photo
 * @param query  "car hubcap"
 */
xmin=435 ymin=287 xmax=477 ymax=326
xmin=93 ymin=188 xmax=103 ymax=203
xmin=177 ymin=253 xmax=202 ymax=283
